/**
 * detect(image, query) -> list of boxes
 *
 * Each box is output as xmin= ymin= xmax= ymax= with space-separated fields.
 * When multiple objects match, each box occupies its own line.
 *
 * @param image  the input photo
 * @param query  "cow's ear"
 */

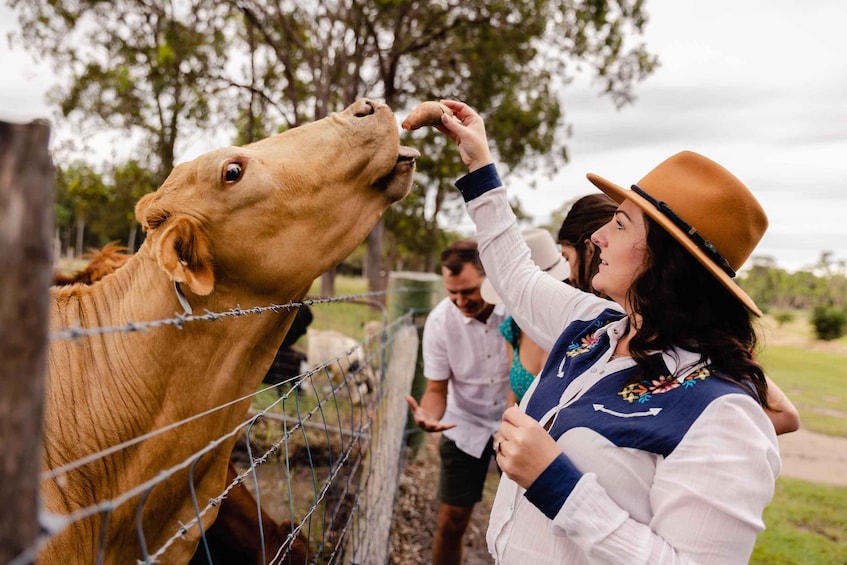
xmin=154 ymin=216 xmax=215 ymax=296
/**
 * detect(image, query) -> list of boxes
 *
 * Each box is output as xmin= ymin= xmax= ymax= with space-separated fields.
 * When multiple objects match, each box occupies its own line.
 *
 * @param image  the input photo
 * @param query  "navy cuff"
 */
xmin=524 ymin=453 xmax=582 ymax=520
xmin=454 ymin=163 xmax=501 ymax=202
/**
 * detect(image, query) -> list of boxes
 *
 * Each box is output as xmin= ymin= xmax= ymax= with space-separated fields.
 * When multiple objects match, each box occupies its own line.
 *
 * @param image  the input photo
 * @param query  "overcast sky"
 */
xmin=2 ymin=0 xmax=845 ymax=272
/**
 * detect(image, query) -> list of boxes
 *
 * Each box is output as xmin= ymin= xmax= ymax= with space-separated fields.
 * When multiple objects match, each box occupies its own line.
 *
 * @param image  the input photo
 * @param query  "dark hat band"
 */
xmin=631 ymin=184 xmax=736 ymax=278
xmin=542 ymin=256 xmax=564 ymax=273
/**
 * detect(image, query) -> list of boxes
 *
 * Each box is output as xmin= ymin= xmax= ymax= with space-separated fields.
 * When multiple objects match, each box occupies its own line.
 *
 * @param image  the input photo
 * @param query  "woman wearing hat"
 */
xmin=432 ymin=99 xmax=780 ymax=564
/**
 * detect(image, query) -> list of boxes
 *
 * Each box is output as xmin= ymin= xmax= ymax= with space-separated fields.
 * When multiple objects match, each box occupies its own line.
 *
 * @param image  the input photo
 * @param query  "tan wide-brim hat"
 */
xmin=481 ymin=228 xmax=570 ymax=305
xmin=586 ymin=151 xmax=768 ymax=316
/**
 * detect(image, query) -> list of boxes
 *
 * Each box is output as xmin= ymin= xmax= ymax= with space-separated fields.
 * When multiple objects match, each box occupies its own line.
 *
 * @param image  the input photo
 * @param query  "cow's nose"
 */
xmin=353 ymin=99 xmax=377 ymax=117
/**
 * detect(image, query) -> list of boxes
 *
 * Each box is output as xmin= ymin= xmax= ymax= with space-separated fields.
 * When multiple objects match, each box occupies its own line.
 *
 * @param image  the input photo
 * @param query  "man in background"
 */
xmin=406 ymin=240 xmax=510 ymax=564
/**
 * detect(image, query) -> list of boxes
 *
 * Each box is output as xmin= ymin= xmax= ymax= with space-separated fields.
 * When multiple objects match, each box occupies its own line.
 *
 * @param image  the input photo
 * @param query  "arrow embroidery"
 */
xmin=593 ymin=404 xmax=662 ymax=418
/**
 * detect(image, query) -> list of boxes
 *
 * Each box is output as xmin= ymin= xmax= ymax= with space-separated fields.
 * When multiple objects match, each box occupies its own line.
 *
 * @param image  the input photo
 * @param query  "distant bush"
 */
xmin=773 ymin=311 xmax=795 ymax=326
xmin=811 ymin=305 xmax=847 ymax=341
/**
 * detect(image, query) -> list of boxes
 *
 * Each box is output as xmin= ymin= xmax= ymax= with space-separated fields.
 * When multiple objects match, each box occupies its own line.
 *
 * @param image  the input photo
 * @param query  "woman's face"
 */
xmin=590 ymin=199 xmax=648 ymax=308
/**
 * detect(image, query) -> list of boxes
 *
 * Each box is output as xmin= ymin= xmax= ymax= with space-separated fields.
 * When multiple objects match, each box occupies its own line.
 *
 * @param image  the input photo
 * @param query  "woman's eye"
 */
xmin=224 ymin=162 xmax=243 ymax=183
xmin=615 ymin=220 xmax=624 ymax=230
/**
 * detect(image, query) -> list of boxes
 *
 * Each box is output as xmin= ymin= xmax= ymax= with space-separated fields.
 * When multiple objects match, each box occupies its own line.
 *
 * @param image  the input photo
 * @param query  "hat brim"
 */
xmin=585 ymin=172 xmax=762 ymax=317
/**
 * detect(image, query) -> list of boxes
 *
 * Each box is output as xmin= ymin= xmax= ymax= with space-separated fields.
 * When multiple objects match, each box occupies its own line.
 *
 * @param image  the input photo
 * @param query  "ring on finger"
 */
xmin=493 ymin=440 xmax=501 ymax=453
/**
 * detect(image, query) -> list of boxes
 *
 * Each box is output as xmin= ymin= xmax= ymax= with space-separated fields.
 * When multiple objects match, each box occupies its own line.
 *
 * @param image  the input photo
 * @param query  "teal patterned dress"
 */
xmin=499 ymin=316 xmax=537 ymax=402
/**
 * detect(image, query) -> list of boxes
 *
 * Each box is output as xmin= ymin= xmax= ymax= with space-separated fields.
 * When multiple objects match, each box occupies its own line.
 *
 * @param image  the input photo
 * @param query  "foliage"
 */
xmin=52 ymin=159 xmax=158 ymax=254
xmin=811 ymin=305 xmax=847 ymax=341
xmin=772 ymin=310 xmax=795 ymax=326
xmin=742 ymin=254 xmax=847 ymax=313
xmin=9 ymin=0 xmax=233 ymax=180
xmin=54 ymin=161 xmax=108 ymax=255
xmin=751 ymin=478 xmax=847 ymax=564
xmin=9 ymin=0 xmax=658 ymax=289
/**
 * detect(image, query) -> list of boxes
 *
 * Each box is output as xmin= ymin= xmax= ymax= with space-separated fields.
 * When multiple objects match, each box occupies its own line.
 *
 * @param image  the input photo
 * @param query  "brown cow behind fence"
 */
xmin=41 ymin=99 xmax=416 ymax=564
xmin=53 ymin=244 xmax=310 ymax=563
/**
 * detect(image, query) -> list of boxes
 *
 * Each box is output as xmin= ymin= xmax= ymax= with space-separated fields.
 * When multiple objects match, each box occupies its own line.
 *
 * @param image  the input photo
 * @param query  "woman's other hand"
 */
xmin=494 ymin=406 xmax=561 ymax=489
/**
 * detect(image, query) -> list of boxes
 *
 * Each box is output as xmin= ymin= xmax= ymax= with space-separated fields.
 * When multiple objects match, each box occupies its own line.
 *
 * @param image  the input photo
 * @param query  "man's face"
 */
xmin=442 ymin=263 xmax=490 ymax=319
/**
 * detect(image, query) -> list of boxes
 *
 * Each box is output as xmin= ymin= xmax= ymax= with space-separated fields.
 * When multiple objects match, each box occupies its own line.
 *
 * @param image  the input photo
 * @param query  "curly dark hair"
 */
xmin=625 ymin=216 xmax=770 ymax=408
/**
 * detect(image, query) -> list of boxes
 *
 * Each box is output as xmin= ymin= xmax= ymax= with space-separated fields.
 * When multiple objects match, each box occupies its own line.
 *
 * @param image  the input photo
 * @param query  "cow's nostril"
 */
xmin=354 ymin=99 xmax=376 ymax=118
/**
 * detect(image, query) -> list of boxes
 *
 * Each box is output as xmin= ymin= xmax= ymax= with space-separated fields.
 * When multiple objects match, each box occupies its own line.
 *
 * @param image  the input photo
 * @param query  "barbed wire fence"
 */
xmin=8 ymin=279 xmax=441 ymax=565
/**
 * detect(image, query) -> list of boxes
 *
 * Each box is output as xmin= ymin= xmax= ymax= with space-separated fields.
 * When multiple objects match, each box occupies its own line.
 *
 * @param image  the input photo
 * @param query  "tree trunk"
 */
xmin=366 ymin=217 xmax=386 ymax=300
xmin=127 ymin=222 xmax=138 ymax=253
xmin=320 ymin=267 xmax=336 ymax=297
xmin=0 ymin=120 xmax=54 ymax=563
xmin=74 ymin=215 xmax=85 ymax=257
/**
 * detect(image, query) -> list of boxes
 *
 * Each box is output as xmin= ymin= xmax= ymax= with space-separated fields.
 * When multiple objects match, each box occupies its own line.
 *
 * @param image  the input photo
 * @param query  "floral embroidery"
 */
xmin=619 ymin=368 xmax=712 ymax=404
xmin=565 ymin=319 xmax=613 ymax=358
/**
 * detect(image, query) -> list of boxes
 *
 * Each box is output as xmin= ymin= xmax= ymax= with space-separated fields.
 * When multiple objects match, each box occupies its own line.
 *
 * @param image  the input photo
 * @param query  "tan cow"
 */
xmin=41 ymin=99 xmax=417 ymax=564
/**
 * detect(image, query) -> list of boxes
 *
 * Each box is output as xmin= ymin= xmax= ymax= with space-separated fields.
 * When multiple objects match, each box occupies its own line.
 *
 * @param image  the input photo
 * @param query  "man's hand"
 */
xmin=405 ymin=395 xmax=457 ymax=432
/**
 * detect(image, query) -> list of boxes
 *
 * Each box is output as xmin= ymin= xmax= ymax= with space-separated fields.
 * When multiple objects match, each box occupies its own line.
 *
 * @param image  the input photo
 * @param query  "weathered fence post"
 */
xmin=0 ymin=120 xmax=54 ymax=563
xmin=386 ymin=272 xmax=443 ymax=454
xmin=349 ymin=320 xmax=419 ymax=565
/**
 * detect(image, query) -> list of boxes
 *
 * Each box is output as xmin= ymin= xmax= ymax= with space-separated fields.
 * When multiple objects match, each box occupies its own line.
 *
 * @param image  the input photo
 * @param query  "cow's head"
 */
xmin=135 ymin=99 xmax=417 ymax=298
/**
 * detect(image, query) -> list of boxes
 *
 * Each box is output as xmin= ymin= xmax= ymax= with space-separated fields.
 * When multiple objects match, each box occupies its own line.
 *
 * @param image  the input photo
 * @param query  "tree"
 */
xmin=10 ymin=0 xmax=232 ymax=181
xmin=54 ymin=162 xmax=108 ymax=256
xmin=105 ymin=160 xmax=160 ymax=251
xmin=11 ymin=0 xmax=658 ymax=294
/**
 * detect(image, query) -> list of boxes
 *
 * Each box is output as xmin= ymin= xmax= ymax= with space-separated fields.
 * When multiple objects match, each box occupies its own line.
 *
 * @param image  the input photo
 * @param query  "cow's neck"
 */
xmin=46 ymin=247 xmax=301 ymax=472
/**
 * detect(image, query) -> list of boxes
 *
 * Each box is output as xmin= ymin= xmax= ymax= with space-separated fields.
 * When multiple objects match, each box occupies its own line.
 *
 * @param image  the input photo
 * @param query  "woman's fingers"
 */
xmin=496 ymin=408 xmax=561 ymax=488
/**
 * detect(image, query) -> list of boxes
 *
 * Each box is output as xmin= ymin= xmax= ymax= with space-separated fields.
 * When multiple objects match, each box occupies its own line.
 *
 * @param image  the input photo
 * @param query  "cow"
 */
xmin=52 ymin=241 xmax=131 ymax=286
xmin=53 ymin=242 xmax=312 ymax=564
xmin=41 ymin=98 xmax=417 ymax=564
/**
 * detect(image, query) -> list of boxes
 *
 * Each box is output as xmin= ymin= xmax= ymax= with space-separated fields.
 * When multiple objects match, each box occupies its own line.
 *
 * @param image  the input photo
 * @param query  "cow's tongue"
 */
xmin=398 ymin=146 xmax=420 ymax=161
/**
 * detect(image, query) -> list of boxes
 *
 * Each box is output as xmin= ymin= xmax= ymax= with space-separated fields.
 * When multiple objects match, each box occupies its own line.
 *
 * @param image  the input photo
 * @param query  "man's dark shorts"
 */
xmin=438 ymin=435 xmax=496 ymax=507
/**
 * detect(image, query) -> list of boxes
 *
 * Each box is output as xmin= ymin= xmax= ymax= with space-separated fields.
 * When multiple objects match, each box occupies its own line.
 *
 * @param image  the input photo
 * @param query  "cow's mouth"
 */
xmin=397 ymin=145 xmax=420 ymax=164
xmin=374 ymin=145 xmax=419 ymax=201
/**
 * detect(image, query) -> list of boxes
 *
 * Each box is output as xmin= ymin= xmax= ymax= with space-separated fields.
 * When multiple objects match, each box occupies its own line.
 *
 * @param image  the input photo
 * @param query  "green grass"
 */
xmin=759 ymin=346 xmax=847 ymax=437
xmin=752 ymin=478 xmax=847 ymax=564
xmin=306 ymin=275 xmax=383 ymax=340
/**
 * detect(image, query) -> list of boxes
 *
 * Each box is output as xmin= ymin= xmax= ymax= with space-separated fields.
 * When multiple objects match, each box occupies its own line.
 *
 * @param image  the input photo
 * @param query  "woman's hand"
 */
xmin=494 ymin=406 xmax=561 ymax=489
xmin=434 ymin=99 xmax=494 ymax=173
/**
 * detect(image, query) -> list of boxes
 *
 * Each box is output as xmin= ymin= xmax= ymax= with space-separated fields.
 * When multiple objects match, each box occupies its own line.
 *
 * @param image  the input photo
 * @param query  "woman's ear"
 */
xmin=582 ymin=238 xmax=596 ymax=262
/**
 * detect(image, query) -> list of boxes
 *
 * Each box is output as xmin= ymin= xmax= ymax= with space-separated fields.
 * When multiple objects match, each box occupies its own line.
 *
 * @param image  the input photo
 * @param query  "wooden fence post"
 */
xmin=386 ymin=272 xmax=443 ymax=454
xmin=0 ymin=120 xmax=54 ymax=563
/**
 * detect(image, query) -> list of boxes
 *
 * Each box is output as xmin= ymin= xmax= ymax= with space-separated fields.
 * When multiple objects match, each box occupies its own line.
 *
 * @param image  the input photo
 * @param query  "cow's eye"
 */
xmin=224 ymin=162 xmax=243 ymax=184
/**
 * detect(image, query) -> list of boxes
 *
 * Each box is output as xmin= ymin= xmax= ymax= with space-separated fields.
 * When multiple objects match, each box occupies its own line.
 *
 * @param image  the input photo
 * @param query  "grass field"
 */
xmin=759 ymin=346 xmax=847 ymax=437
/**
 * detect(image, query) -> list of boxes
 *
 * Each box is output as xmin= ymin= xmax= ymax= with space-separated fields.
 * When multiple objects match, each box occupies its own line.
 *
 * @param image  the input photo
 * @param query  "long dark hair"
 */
xmin=557 ymin=194 xmax=617 ymax=293
xmin=626 ymin=216 xmax=769 ymax=407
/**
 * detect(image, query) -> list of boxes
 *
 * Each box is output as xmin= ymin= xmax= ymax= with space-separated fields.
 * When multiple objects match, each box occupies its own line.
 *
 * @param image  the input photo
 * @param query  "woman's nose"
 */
xmin=591 ymin=227 xmax=604 ymax=247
